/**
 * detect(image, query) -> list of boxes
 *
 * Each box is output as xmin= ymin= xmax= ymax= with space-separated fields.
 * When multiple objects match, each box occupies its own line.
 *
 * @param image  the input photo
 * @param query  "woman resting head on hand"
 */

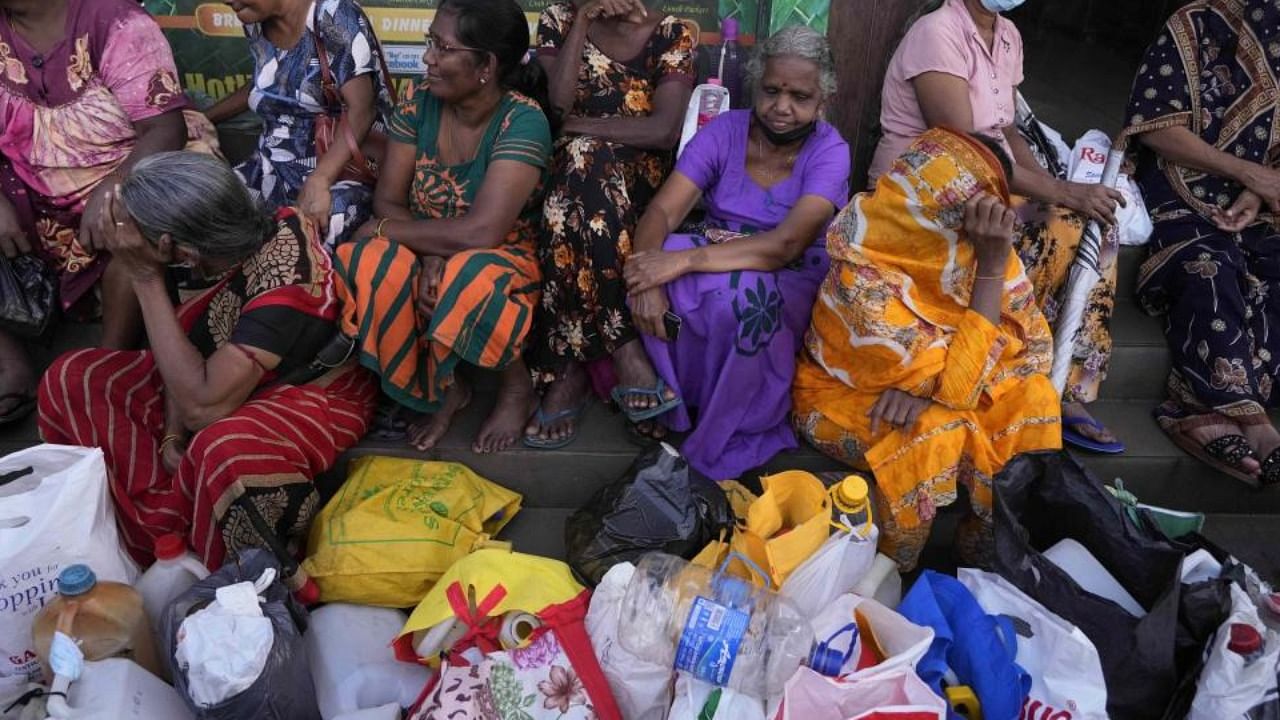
xmin=39 ymin=151 xmax=377 ymax=570
xmin=793 ymin=127 xmax=1062 ymax=572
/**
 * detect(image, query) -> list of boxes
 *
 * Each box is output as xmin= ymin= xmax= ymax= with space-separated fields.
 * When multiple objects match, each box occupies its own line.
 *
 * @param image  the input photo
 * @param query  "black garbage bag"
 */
xmin=993 ymin=452 xmax=1196 ymax=720
xmin=162 ymin=549 xmax=320 ymax=720
xmin=565 ymin=442 xmax=735 ymax=586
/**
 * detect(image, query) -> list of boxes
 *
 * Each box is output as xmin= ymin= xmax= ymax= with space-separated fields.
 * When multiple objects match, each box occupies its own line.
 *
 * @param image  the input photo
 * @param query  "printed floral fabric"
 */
xmin=0 ymin=0 xmax=204 ymax=307
xmin=530 ymin=2 xmax=695 ymax=381
xmin=413 ymin=632 xmax=599 ymax=720
xmin=1124 ymin=0 xmax=1280 ymax=424
xmin=237 ymin=0 xmax=393 ymax=248
xmin=1013 ymin=199 xmax=1119 ymax=404
xmin=792 ymin=128 xmax=1061 ymax=549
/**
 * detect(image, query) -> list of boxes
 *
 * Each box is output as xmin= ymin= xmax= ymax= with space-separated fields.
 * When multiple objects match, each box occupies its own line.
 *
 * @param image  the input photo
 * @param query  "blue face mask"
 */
xmin=980 ymin=0 xmax=1026 ymax=12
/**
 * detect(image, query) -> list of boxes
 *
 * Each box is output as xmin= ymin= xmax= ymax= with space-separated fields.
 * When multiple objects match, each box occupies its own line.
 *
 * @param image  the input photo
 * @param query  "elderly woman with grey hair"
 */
xmin=554 ymin=25 xmax=849 ymax=479
xmin=37 ymin=151 xmax=377 ymax=571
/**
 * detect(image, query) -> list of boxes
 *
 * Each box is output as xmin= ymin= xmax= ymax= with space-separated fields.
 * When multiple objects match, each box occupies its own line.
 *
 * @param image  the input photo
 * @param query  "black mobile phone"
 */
xmin=663 ymin=310 xmax=683 ymax=340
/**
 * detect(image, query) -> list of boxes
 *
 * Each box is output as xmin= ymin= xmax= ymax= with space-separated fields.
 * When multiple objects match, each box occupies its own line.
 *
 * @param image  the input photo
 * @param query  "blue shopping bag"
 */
xmin=898 ymin=570 xmax=1030 ymax=720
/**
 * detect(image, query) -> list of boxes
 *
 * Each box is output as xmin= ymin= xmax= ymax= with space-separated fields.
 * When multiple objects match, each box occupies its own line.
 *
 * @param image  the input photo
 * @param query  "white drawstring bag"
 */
xmin=0 ymin=444 xmax=138 ymax=696
xmin=958 ymin=568 xmax=1109 ymax=720
xmin=781 ymin=516 xmax=878 ymax=620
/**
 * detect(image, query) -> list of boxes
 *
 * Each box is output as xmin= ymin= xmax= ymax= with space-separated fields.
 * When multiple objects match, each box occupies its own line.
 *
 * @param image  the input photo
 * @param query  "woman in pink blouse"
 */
xmin=870 ymin=0 xmax=1127 ymax=453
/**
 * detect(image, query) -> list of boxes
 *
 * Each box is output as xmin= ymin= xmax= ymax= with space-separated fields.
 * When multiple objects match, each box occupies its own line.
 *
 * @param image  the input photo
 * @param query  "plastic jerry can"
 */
xmin=135 ymin=533 xmax=209 ymax=642
xmin=32 ymin=565 xmax=164 ymax=681
xmin=306 ymin=603 xmax=432 ymax=719
xmin=45 ymin=658 xmax=194 ymax=720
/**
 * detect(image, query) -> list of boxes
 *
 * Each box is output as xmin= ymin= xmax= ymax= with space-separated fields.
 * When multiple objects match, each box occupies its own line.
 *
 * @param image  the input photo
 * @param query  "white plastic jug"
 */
xmin=135 ymin=534 xmax=209 ymax=641
xmin=852 ymin=553 xmax=903 ymax=609
xmin=45 ymin=658 xmax=193 ymax=720
xmin=1044 ymin=538 xmax=1146 ymax=617
xmin=306 ymin=604 xmax=431 ymax=719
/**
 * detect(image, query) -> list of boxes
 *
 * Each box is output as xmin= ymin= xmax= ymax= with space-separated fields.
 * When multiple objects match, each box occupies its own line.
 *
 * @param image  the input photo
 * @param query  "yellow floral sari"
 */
xmin=793 ymin=128 xmax=1062 ymax=567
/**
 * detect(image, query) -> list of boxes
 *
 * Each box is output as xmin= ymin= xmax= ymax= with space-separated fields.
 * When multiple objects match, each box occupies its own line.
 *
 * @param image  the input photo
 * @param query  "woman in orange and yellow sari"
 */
xmin=792 ymin=127 xmax=1062 ymax=571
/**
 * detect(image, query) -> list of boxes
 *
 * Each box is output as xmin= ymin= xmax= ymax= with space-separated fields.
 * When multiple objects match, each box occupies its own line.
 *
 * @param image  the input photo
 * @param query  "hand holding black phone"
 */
xmin=663 ymin=310 xmax=682 ymax=340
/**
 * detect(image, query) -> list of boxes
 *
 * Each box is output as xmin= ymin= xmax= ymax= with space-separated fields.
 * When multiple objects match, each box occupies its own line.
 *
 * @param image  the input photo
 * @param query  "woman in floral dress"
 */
xmin=205 ymin=0 xmax=392 ymax=249
xmin=525 ymin=0 xmax=695 ymax=446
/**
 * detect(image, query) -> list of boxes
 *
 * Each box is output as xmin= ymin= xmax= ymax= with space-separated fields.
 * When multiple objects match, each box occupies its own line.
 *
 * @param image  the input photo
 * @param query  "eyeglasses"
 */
xmin=423 ymin=36 xmax=485 ymax=56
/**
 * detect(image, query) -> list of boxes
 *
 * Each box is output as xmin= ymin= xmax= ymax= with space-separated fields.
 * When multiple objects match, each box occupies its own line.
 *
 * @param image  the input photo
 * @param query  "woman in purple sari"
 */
xmin=617 ymin=26 xmax=850 ymax=479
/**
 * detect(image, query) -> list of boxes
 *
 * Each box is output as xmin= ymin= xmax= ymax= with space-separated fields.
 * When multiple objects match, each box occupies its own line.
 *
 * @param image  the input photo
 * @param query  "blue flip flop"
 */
xmin=1062 ymin=415 xmax=1125 ymax=454
xmin=610 ymin=378 xmax=682 ymax=423
xmin=523 ymin=401 xmax=587 ymax=450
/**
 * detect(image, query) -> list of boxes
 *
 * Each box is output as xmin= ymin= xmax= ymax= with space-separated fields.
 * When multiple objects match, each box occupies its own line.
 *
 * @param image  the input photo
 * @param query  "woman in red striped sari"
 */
xmin=37 ymin=151 xmax=377 ymax=573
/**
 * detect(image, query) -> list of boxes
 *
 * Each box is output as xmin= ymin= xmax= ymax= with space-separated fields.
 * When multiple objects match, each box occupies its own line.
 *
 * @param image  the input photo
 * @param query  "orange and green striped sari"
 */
xmin=334 ymin=85 xmax=551 ymax=412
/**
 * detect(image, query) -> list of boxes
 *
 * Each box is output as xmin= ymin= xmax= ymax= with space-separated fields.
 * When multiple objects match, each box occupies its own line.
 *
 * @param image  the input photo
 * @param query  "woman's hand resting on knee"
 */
xmin=868 ymin=388 xmax=932 ymax=435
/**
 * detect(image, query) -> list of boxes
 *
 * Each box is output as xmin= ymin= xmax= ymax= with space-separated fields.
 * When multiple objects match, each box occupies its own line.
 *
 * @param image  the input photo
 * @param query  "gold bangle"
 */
xmin=375 ymin=217 xmax=390 ymax=238
xmin=975 ymin=273 xmax=1005 ymax=281
xmin=158 ymin=433 xmax=182 ymax=456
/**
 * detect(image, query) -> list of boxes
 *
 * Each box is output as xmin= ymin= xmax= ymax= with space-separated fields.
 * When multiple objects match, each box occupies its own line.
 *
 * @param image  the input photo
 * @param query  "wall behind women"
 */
xmin=145 ymin=0 xmax=831 ymax=103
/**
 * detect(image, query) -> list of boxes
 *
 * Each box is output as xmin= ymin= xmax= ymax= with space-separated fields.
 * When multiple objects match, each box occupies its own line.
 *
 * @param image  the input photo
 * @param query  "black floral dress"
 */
xmin=529 ymin=2 xmax=695 ymax=382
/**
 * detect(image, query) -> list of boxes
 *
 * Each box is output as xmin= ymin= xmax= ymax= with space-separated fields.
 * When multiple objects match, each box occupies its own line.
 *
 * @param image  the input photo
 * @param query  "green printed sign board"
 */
xmin=144 ymin=0 xmax=828 ymax=101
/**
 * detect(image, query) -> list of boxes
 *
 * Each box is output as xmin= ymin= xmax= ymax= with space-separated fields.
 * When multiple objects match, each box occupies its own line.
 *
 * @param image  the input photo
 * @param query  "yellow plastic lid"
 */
xmin=834 ymin=475 xmax=869 ymax=510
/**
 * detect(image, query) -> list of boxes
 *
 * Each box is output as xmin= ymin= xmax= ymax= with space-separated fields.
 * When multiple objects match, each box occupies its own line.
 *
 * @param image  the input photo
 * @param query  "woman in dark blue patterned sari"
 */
xmin=1124 ymin=0 xmax=1280 ymax=484
xmin=205 ymin=0 xmax=392 ymax=249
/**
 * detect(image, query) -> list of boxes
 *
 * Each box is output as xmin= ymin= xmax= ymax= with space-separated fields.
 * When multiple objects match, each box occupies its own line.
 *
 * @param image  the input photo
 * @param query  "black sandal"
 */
xmin=1260 ymin=447 xmax=1280 ymax=487
xmin=1205 ymin=434 xmax=1257 ymax=469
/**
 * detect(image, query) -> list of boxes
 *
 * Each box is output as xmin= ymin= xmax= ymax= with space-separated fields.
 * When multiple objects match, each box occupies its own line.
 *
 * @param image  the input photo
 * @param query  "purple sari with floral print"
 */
xmin=639 ymin=110 xmax=850 ymax=480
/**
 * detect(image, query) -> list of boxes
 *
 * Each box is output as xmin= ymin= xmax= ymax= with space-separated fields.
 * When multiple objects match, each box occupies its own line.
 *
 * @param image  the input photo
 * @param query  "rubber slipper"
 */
xmin=1062 ymin=415 xmax=1125 ymax=454
xmin=625 ymin=418 xmax=667 ymax=447
xmin=523 ymin=401 xmax=587 ymax=450
xmin=0 ymin=392 xmax=35 ymax=426
xmin=610 ymin=377 xmax=682 ymax=423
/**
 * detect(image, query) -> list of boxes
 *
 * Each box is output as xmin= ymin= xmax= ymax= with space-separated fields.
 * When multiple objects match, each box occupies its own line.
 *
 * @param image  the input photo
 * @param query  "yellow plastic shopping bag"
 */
xmin=302 ymin=456 xmax=521 ymax=607
xmin=692 ymin=471 xmax=830 ymax=588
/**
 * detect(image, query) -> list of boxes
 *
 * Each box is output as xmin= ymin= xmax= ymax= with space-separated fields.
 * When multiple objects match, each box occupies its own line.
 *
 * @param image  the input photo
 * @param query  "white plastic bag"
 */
xmin=810 ymin=594 xmax=932 ymax=680
xmin=781 ymin=521 xmax=878 ymax=620
xmin=175 ymin=571 xmax=277 ymax=708
xmin=584 ymin=563 xmax=672 ymax=720
xmin=1068 ymin=130 xmax=1154 ymax=247
xmin=0 ymin=444 xmax=138 ymax=695
xmin=958 ymin=568 xmax=1108 ymax=720
xmin=773 ymin=667 xmax=945 ymax=720
xmin=1188 ymin=584 xmax=1280 ymax=719
xmin=668 ymin=674 xmax=766 ymax=720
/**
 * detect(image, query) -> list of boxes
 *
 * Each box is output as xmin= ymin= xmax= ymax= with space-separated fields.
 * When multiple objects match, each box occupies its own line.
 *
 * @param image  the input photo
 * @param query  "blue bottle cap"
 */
xmin=58 ymin=564 xmax=97 ymax=597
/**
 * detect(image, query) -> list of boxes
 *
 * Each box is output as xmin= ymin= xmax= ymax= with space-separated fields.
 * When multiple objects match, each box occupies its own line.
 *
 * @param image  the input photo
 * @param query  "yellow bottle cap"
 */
xmin=835 ymin=475 xmax=869 ymax=509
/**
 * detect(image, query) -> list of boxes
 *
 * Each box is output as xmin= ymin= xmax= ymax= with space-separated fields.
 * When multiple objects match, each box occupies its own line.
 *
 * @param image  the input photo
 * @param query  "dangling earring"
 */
xmin=481 ymin=77 xmax=488 ymax=84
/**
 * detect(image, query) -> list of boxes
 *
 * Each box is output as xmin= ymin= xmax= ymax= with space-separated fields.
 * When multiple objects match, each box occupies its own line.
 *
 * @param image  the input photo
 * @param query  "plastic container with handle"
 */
xmin=135 ymin=534 xmax=210 ymax=643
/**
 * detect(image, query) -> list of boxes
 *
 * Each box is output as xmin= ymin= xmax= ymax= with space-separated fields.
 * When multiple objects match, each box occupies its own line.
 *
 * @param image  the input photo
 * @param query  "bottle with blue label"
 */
xmin=619 ymin=552 xmax=853 ymax=698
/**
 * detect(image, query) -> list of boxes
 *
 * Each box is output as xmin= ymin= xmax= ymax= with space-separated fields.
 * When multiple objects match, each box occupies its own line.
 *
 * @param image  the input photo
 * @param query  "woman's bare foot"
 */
xmin=612 ymin=339 xmax=675 ymax=414
xmin=525 ymin=360 xmax=589 ymax=445
xmin=1188 ymin=421 xmax=1261 ymax=476
xmin=474 ymin=360 xmax=536 ymax=454
xmin=407 ymin=379 xmax=472 ymax=452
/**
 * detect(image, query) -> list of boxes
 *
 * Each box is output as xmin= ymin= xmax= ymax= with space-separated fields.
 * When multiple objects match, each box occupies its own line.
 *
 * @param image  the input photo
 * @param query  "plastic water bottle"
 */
xmin=678 ymin=81 xmax=731 ymax=156
xmin=718 ymin=18 xmax=745 ymax=108
xmin=32 ymin=564 xmax=164 ymax=681
xmin=619 ymin=552 xmax=841 ymax=699
xmin=135 ymin=533 xmax=209 ymax=641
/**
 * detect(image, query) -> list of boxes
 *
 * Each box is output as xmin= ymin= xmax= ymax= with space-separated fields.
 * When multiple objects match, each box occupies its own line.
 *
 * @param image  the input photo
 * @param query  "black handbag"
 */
xmin=0 ymin=255 xmax=57 ymax=337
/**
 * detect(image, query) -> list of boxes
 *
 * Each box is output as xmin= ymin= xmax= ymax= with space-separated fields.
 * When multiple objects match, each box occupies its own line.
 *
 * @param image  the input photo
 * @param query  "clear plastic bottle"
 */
xmin=696 ymin=78 xmax=727 ymax=130
xmin=618 ymin=552 xmax=816 ymax=699
xmin=135 ymin=533 xmax=210 ymax=641
xmin=718 ymin=18 xmax=745 ymax=108
xmin=32 ymin=564 xmax=164 ymax=681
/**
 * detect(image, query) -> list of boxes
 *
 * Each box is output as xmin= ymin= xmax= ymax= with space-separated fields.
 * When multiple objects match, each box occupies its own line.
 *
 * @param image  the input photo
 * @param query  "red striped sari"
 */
xmin=37 ymin=210 xmax=377 ymax=568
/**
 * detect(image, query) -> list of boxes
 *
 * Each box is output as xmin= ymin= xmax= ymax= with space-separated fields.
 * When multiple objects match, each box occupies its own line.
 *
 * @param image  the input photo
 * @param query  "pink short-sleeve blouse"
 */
xmin=868 ymin=0 xmax=1024 ymax=184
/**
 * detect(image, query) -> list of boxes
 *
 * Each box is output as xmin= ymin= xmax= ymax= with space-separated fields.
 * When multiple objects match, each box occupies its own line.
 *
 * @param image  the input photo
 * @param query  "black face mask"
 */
xmin=754 ymin=111 xmax=817 ymax=147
